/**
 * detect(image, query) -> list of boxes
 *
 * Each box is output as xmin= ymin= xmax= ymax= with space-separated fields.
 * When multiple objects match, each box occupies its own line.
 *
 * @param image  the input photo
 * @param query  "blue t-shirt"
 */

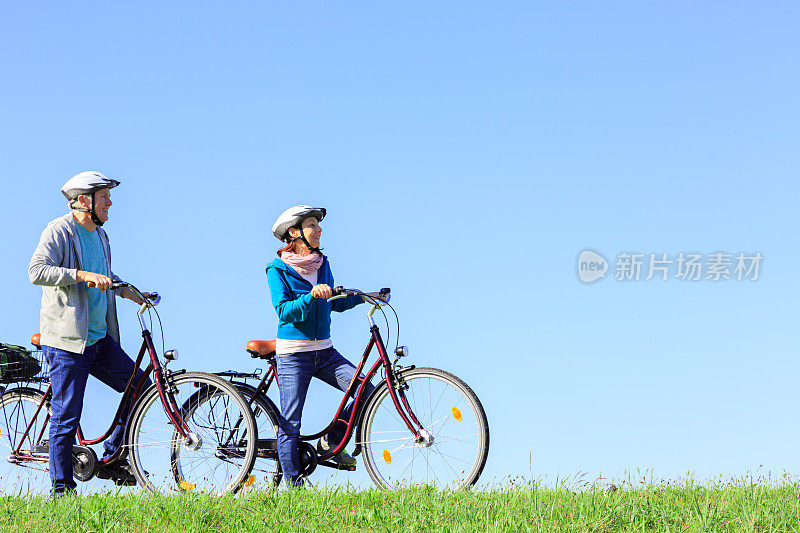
xmin=76 ymin=223 xmax=108 ymax=346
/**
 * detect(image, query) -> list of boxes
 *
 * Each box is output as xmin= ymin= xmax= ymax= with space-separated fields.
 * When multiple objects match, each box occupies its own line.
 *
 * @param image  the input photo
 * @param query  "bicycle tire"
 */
xmin=359 ymin=367 xmax=489 ymax=489
xmin=126 ymin=372 xmax=258 ymax=495
xmin=0 ymin=388 xmax=52 ymax=494
xmin=231 ymin=382 xmax=282 ymax=487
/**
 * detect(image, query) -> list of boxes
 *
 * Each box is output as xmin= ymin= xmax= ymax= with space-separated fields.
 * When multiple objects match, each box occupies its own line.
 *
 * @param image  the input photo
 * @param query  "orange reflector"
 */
xmin=383 ymin=449 xmax=392 ymax=464
xmin=245 ymin=475 xmax=256 ymax=487
xmin=452 ymin=407 xmax=462 ymax=421
xmin=179 ymin=481 xmax=196 ymax=491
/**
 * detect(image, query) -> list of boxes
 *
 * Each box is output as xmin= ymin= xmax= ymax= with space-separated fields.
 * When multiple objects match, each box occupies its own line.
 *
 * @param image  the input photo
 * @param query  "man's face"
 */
xmin=80 ymin=188 xmax=112 ymax=223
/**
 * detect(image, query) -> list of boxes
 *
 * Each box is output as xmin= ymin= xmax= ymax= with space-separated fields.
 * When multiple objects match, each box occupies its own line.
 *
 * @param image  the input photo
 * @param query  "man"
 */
xmin=28 ymin=171 xmax=150 ymax=495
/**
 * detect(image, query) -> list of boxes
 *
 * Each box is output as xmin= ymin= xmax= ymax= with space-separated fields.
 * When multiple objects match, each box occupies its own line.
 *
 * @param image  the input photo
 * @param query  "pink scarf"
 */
xmin=280 ymin=251 xmax=323 ymax=275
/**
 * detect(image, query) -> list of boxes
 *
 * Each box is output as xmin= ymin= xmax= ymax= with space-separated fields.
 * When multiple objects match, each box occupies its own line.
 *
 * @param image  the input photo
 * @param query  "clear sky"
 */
xmin=1 ymin=2 xmax=799 ymax=491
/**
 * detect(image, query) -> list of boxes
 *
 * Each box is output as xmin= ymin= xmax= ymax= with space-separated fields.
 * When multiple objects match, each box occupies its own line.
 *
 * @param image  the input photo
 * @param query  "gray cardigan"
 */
xmin=29 ymin=213 xmax=123 ymax=353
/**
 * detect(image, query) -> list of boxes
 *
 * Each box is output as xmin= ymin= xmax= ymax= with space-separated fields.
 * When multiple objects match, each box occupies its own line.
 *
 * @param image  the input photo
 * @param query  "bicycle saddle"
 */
xmin=245 ymin=340 xmax=276 ymax=359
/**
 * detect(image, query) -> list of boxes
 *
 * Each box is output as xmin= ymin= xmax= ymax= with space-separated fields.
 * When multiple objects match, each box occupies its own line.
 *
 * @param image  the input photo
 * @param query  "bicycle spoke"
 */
xmin=431 ymin=447 xmax=463 ymax=481
xmin=435 ymin=433 xmax=480 ymax=446
xmin=0 ymin=391 xmax=52 ymax=495
xmin=360 ymin=368 xmax=488 ymax=489
xmin=360 ymin=436 xmax=415 ymax=444
xmin=128 ymin=373 xmax=257 ymax=495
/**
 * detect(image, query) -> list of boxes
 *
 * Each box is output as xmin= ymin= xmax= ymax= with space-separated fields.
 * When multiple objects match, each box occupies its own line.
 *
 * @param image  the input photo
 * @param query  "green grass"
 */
xmin=3 ymin=476 xmax=800 ymax=532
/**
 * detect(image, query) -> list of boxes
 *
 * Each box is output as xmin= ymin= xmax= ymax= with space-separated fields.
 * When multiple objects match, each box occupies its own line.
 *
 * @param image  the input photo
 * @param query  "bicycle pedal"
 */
xmin=31 ymin=442 xmax=49 ymax=454
xmin=319 ymin=459 xmax=356 ymax=472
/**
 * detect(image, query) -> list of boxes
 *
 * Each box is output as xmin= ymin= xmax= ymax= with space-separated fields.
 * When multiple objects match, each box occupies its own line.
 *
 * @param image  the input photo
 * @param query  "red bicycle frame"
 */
xmin=246 ymin=323 xmax=424 ymax=463
xmin=10 ymin=326 xmax=192 ymax=465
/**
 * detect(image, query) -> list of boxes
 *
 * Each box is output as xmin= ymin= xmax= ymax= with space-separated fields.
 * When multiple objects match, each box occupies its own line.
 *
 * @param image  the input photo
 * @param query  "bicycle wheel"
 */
xmin=0 ymin=388 xmax=52 ymax=494
xmin=232 ymin=383 xmax=282 ymax=487
xmin=126 ymin=372 xmax=258 ymax=495
xmin=359 ymin=367 xmax=489 ymax=489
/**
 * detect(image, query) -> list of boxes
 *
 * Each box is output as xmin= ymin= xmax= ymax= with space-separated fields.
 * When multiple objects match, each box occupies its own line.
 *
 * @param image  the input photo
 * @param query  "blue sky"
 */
xmin=1 ymin=2 xmax=799 ymax=490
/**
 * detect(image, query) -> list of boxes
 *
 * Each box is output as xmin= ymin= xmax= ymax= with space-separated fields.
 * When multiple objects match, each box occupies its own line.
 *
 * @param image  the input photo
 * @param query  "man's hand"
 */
xmin=77 ymin=270 xmax=113 ymax=292
xmin=311 ymin=284 xmax=333 ymax=299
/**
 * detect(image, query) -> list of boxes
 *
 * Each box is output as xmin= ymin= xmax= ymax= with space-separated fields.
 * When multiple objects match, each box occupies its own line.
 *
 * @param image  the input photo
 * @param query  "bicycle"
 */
xmin=0 ymin=281 xmax=258 ymax=495
xmin=219 ymin=287 xmax=490 ymax=489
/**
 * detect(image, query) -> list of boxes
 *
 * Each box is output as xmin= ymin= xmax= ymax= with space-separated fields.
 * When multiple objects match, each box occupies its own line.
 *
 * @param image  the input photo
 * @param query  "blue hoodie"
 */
xmin=266 ymin=256 xmax=363 ymax=340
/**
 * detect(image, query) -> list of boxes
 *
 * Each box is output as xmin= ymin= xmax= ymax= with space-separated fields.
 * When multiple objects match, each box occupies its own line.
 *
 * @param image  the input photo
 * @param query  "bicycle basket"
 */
xmin=0 ymin=343 xmax=44 ymax=384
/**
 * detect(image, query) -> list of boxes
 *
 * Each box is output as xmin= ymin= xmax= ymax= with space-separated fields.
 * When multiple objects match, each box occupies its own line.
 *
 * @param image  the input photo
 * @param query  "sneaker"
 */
xmin=96 ymin=459 xmax=137 ymax=486
xmin=316 ymin=436 xmax=356 ymax=467
xmin=285 ymin=476 xmax=306 ymax=489
xmin=52 ymin=487 xmax=77 ymax=500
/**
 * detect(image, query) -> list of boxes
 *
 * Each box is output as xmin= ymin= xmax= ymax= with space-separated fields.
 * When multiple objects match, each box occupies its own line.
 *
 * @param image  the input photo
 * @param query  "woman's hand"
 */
xmin=311 ymin=284 xmax=333 ymax=299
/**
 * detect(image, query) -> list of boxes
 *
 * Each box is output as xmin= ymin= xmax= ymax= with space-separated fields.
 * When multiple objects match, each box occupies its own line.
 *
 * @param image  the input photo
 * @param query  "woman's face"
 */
xmin=299 ymin=217 xmax=322 ymax=249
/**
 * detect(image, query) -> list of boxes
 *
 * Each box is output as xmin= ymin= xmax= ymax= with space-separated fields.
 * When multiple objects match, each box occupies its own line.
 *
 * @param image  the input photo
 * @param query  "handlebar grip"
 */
xmin=111 ymin=281 xmax=129 ymax=289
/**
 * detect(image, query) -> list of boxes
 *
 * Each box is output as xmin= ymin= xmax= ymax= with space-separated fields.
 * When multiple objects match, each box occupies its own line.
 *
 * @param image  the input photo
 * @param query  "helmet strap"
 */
xmin=72 ymin=192 xmax=104 ymax=227
xmin=291 ymin=224 xmax=321 ymax=253
xmin=88 ymin=191 xmax=105 ymax=227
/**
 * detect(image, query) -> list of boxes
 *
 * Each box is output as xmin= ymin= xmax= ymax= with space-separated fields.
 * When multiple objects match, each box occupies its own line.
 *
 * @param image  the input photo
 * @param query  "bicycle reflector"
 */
xmin=383 ymin=449 xmax=392 ymax=464
xmin=246 ymin=475 xmax=256 ymax=487
xmin=452 ymin=407 xmax=463 ymax=421
xmin=179 ymin=481 xmax=196 ymax=491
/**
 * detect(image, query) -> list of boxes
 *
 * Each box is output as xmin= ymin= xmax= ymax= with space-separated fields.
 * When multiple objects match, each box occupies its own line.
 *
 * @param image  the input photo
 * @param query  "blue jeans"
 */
xmin=44 ymin=335 xmax=150 ymax=492
xmin=276 ymin=347 xmax=375 ymax=486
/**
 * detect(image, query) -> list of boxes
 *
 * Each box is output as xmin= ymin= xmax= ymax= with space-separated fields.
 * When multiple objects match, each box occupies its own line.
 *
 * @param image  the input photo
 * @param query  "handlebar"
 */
xmin=111 ymin=281 xmax=161 ymax=310
xmin=328 ymin=287 xmax=391 ymax=305
xmin=328 ymin=286 xmax=398 ymax=340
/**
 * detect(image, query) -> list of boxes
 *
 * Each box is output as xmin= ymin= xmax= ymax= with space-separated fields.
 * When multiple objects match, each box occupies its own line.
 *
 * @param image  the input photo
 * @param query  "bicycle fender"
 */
xmin=0 ymin=386 xmax=48 ymax=402
xmin=232 ymin=382 xmax=281 ymax=419
xmin=351 ymin=380 xmax=390 ymax=458
xmin=124 ymin=381 xmax=161 ymax=452
xmin=351 ymin=365 xmax=420 ymax=457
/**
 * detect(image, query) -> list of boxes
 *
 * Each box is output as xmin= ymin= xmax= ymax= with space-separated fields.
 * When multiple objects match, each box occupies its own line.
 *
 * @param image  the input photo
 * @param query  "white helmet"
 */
xmin=272 ymin=205 xmax=326 ymax=242
xmin=61 ymin=171 xmax=120 ymax=226
xmin=61 ymin=171 xmax=120 ymax=205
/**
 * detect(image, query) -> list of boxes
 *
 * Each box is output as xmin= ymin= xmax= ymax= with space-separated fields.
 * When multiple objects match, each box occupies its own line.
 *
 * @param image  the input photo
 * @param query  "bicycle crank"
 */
xmin=72 ymin=445 xmax=98 ymax=482
xmin=297 ymin=441 xmax=318 ymax=478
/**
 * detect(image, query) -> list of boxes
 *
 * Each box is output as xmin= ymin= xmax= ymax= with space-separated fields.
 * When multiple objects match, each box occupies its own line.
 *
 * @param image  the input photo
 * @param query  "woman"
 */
xmin=266 ymin=205 xmax=376 ymax=487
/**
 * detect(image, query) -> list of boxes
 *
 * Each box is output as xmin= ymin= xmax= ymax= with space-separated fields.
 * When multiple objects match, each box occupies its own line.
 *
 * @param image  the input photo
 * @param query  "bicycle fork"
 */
xmin=141 ymin=331 xmax=196 ymax=448
xmin=370 ymin=326 xmax=430 ymax=445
